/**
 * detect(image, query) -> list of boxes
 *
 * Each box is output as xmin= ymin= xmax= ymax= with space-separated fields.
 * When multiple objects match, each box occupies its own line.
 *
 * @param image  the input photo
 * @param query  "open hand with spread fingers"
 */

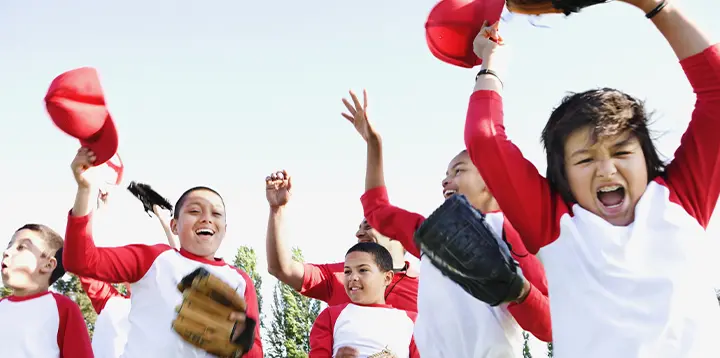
xmin=265 ymin=170 xmax=292 ymax=209
xmin=341 ymin=89 xmax=378 ymax=142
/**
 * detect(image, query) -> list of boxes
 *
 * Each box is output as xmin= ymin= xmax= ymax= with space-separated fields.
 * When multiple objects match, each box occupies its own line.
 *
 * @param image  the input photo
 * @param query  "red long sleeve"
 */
xmin=79 ymin=276 xmax=124 ymax=314
xmin=308 ymin=309 xmax=334 ymax=358
xmin=360 ymin=186 xmax=425 ymax=258
xmin=54 ymin=293 xmax=94 ymax=358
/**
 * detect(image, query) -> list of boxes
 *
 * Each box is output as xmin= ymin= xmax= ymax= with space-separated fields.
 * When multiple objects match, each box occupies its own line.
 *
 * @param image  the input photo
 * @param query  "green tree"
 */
xmin=0 ymin=285 xmax=11 ymax=298
xmin=522 ymin=331 xmax=533 ymax=358
xmin=233 ymin=246 xmax=264 ymax=329
xmin=266 ymin=247 xmax=322 ymax=358
xmin=547 ymin=342 xmax=554 ymax=357
xmin=53 ymin=274 xmax=97 ymax=337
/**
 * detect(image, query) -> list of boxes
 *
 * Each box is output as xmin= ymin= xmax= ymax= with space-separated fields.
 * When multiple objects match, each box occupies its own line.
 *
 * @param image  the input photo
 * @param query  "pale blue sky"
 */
xmin=1 ymin=1 xmax=717 ymax=355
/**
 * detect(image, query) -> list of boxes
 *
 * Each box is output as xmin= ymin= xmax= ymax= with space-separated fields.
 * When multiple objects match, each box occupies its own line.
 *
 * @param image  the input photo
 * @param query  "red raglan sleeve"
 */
xmin=361 ymin=186 xmax=426 ymax=258
xmin=53 ymin=293 xmax=93 ymax=358
xmin=503 ymin=221 xmax=552 ymax=342
xmin=299 ymin=262 xmax=344 ymax=303
xmin=665 ymin=44 xmax=720 ymax=228
xmin=64 ymin=211 xmax=171 ymax=283
xmin=308 ymin=308 xmax=334 ymax=358
xmin=464 ymin=91 xmax=567 ymax=253
xmin=79 ymin=276 xmax=124 ymax=314
xmin=237 ymin=269 xmax=263 ymax=358
xmin=405 ymin=310 xmax=420 ymax=358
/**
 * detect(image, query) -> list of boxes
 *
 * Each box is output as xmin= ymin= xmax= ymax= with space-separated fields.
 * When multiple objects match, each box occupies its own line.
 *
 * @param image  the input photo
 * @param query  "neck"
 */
xmin=11 ymin=285 xmax=49 ymax=297
xmin=389 ymin=249 xmax=406 ymax=270
xmin=471 ymin=194 xmax=500 ymax=214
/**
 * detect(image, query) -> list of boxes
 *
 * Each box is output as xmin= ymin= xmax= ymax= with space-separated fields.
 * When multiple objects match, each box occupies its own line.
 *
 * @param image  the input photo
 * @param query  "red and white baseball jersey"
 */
xmin=362 ymin=186 xmax=551 ymax=357
xmin=464 ymin=44 xmax=720 ymax=358
xmin=0 ymin=291 xmax=93 ymax=358
xmin=80 ymin=277 xmax=130 ymax=358
xmin=64 ymin=212 xmax=263 ymax=358
xmin=309 ymin=302 xmax=419 ymax=358
xmin=300 ymin=260 xmax=418 ymax=312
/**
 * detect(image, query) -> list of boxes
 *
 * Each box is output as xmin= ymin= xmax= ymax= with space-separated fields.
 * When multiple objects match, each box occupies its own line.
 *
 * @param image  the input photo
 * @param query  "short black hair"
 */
xmin=345 ymin=242 xmax=393 ymax=272
xmin=14 ymin=224 xmax=65 ymax=285
xmin=173 ymin=186 xmax=225 ymax=219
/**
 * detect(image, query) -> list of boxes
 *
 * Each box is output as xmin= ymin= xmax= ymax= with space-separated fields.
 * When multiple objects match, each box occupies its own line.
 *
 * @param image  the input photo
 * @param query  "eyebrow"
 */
xmin=445 ymin=161 xmax=465 ymax=175
xmin=570 ymin=136 xmax=636 ymax=158
xmin=344 ymin=263 xmax=372 ymax=269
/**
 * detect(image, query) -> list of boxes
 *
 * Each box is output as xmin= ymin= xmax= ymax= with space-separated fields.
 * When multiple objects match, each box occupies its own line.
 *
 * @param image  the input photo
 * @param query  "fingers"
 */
xmin=341 ymin=112 xmax=354 ymax=122
xmin=349 ymin=90 xmax=362 ymax=113
xmin=342 ymin=98 xmax=356 ymax=116
xmin=362 ymin=89 xmax=368 ymax=110
xmin=265 ymin=170 xmax=290 ymax=188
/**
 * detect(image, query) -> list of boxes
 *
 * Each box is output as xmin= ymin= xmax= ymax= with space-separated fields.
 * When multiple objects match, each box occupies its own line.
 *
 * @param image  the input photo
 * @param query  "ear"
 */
xmin=170 ymin=218 xmax=179 ymax=235
xmin=383 ymin=270 xmax=394 ymax=287
xmin=41 ymin=257 xmax=58 ymax=275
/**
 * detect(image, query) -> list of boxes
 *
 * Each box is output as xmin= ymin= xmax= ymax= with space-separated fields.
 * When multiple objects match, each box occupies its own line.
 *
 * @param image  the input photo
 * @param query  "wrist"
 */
xmin=269 ymin=205 xmax=286 ymax=214
xmin=367 ymin=132 xmax=381 ymax=145
xmin=513 ymin=278 xmax=531 ymax=304
xmin=633 ymin=0 xmax=665 ymax=14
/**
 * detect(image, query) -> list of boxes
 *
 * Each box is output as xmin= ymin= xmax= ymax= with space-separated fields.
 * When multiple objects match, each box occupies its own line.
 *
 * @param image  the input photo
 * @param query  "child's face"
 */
xmin=442 ymin=151 xmax=488 ymax=203
xmin=564 ymin=127 xmax=648 ymax=226
xmin=1 ymin=230 xmax=57 ymax=291
xmin=171 ymin=190 xmax=227 ymax=259
xmin=343 ymin=251 xmax=393 ymax=305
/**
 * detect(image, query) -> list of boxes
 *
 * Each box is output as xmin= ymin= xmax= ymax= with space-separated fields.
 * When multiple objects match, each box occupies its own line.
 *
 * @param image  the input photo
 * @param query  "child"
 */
xmin=80 ymin=276 xmax=131 ymax=358
xmin=464 ymin=1 xmax=720 ymax=357
xmin=265 ymin=170 xmax=419 ymax=312
xmin=63 ymin=147 xmax=263 ymax=357
xmin=340 ymin=90 xmax=551 ymax=357
xmin=308 ymin=242 xmax=419 ymax=358
xmin=0 ymin=224 xmax=93 ymax=357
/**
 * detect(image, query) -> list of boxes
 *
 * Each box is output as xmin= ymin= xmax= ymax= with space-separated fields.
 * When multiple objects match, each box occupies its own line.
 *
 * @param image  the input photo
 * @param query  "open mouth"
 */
xmin=443 ymin=189 xmax=457 ymax=199
xmin=195 ymin=228 xmax=215 ymax=238
xmin=1 ymin=263 xmax=7 ymax=271
xmin=348 ymin=286 xmax=362 ymax=292
xmin=596 ymin=184 xmax=625 ymax=209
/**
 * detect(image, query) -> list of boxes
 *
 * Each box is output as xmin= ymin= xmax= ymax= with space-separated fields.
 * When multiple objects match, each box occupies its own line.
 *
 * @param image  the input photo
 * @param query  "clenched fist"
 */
xmin=71 ymin=147 xmax=97 ymax=189
xmin=265 ymin=170 xmax=292 ymax=209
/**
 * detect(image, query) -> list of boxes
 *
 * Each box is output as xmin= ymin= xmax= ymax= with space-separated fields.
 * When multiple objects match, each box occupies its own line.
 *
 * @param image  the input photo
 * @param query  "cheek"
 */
xmin=566 ymin=166 xmax=593 ymax=201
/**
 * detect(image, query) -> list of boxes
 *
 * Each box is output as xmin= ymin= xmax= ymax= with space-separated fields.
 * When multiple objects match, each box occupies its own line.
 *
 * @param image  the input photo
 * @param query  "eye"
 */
xmin=574 ymin=158 xmax=593 ymax=165
xmin=343 ymin=270 xmax=351 ymax=275
xmin=614 ymin=151 xmax=632 ymax=156
xmin=360 ymin=268 xmax=369 ymax=273
xmin=454 ymin=168 xmax=464 ymax=175
xmin=213 ymin=212 xmax=223 ymax=217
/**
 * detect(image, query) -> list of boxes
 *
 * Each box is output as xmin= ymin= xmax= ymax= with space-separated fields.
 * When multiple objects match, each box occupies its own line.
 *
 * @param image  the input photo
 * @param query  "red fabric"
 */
xmin=361 ymin=185 xmax=552 ymax=341
xmin=425 ymin=0 xmax=505 ymax=68
xmin=462 ymin=44 xmax=720 ymax=255
xmin=79 ymin=276 xmax=126 ymax=314
xmin=232 ymin=268 xmax=264 ymax=358
xmin=53 ymin=292 xmax=94 ymax=358
xmin=45 ymin=67 xmax=118 ymax=165
xmin=300 ymin=261 xmax=418 ymax=312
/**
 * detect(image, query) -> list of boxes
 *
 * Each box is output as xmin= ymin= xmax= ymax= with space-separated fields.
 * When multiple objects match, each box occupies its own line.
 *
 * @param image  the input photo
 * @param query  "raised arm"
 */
xmin=79 ymin=276 xmax=124 ymax=314
xmin=464 ymin=25 xmax=566 ymax=254
xmin=66 ymin=148 xmax=171 ymax=283
xmin=342 ymin=90 xmax=426 ymax=258
xmin=638 ymin=0 xmax=720 ymax=227
xmin=265 ymin=170 xmax=306 ymax=291
xmin=153 ymin=205 xmax=177 ymax=249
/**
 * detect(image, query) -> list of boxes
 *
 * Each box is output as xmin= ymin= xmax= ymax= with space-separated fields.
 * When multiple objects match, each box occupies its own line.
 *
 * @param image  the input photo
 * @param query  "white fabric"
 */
xmin=413 ymin=212 xmax=524 ymax=358
xmin=92 ymin=296 xmax=131 ymax=358
xmin=0 ymin=292 xmax=61 ymax=357
xmin=332 ymin=304 xmax=414 ymax=358
xmin=539 ymin=182 xmax=720 ymax=358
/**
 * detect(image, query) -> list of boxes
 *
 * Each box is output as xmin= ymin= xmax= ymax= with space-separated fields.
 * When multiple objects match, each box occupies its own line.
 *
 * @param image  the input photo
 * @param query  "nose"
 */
xmin=442 ymin=177 xmax=450 ymax=189
xmin=595 ymin=159 xmax=618 ymax=178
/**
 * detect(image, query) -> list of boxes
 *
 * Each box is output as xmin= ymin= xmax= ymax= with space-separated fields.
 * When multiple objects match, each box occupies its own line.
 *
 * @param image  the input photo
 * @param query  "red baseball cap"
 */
xmin=45 ymin=67 xmax=119 ymax=166
xmin=97 ymin=153 xmax=125 ymax=195
xmin=425 ymin=0 xmax=505 ymax=68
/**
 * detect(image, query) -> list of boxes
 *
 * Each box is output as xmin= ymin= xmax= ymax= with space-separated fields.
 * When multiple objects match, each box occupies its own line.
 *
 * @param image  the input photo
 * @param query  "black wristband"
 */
xmin=475 ymin=69 xmax=503 ymax=87
xmin=645 ymin=0 xmax=667 ymax=19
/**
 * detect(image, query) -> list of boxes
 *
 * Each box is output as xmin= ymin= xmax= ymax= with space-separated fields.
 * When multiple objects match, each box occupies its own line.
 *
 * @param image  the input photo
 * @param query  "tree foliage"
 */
xmin=233 ymin=246 xmax=264 ymax=330
xmin=0 ymin=285 xmax=11 ymax=298
xmin=266 ymin=247 xmax=322 ymax=358
xmin=53 ymin=274 xmax=98 ymax=337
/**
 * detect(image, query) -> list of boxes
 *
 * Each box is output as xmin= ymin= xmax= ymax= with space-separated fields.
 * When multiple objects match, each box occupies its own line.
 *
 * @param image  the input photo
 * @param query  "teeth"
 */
xmin=443 ymin=190 xmax=456 ymax=197
xmin=597 ymin=185 xmax=622 ymax=193
xmin=195 ymin=229 xmax=215 ymax=235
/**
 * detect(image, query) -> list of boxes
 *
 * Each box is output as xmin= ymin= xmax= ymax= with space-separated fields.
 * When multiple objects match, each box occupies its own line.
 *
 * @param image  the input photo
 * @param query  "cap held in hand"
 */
xmin=45 ymin=67 xmax=119 ymax=166
xmin=425 ymin=0 xmax=505 ymax=68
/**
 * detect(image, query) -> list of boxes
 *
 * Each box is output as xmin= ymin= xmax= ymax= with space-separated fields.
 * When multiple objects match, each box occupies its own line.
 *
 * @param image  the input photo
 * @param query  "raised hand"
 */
xmin=473 ymin=21 xmax=503 ymax=62
xmin=341 ymin=89 xmax=378 ymax=142
xmin=71 ymin=147 xmax=97 ymax=189
xmin=265 ymin=170 xmax=292 ymax=209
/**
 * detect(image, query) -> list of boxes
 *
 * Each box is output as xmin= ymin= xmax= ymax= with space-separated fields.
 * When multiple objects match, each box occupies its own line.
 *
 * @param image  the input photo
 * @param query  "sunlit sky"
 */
xmin=1 ymin=1 xmax=717 ymax=355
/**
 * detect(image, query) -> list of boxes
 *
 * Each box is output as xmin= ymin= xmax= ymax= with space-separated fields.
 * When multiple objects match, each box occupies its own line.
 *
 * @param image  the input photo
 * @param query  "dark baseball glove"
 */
xmin=127 ymin=181 xmax=173 ymax=216
xmin=173 ymin=267 xmax=257 ymax=358
xmin=507 ymin=0 xmax=609 ymax=15
xmin=413 ymin=194 xmax=525 ymax=306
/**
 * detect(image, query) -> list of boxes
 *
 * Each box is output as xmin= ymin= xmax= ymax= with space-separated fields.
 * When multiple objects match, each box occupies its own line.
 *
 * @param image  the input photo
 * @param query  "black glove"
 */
xmin=127 ymin=181 xmax=173 ymax=217
xmin=507 ymin=0 xmax=609 ymax=16
xmin=414 ymin=194 xmax=525 ymax=306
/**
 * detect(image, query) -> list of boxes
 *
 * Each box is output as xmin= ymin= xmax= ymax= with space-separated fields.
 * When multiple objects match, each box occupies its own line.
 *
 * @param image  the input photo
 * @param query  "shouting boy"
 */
xmin=63 ymin=147 xmax=263 ymax=357
xmin=0 ymin=224 xmax=93 ymax=357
